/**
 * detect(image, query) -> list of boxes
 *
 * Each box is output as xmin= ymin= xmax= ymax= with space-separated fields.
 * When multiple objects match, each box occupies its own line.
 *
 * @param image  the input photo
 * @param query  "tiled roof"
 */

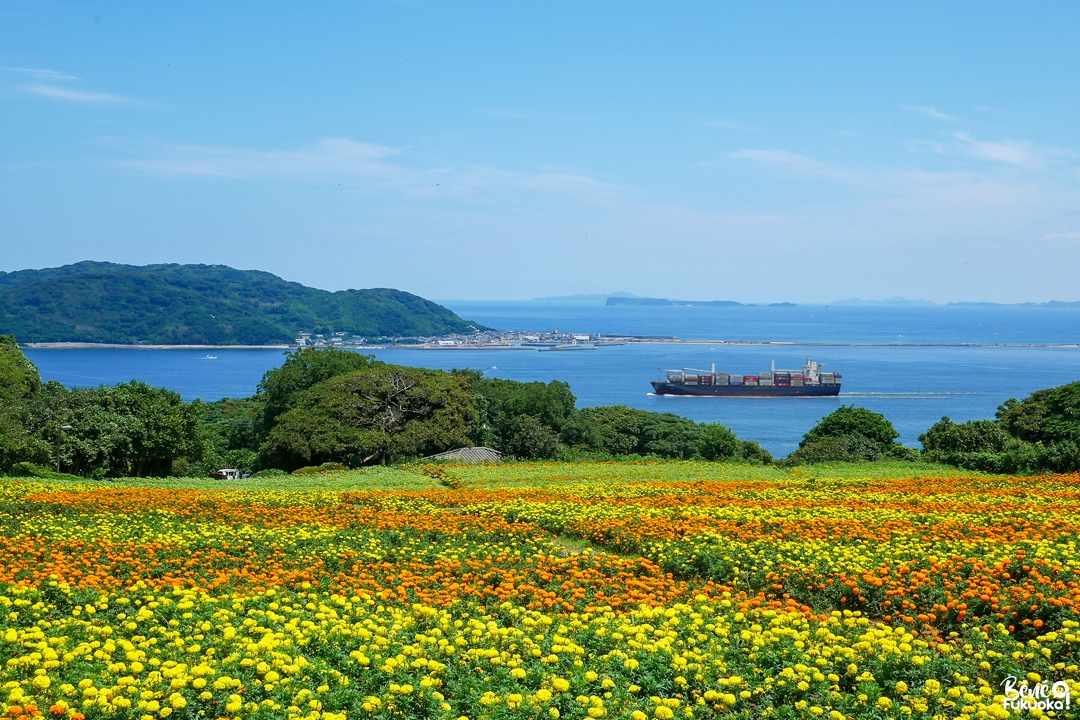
xmin=423 ymin=446 xmax=503 ymax=463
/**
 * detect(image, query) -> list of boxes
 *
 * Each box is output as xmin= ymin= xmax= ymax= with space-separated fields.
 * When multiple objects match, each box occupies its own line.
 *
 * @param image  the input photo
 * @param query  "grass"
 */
xmin=0 ymin=458 xmax=987 ymax=492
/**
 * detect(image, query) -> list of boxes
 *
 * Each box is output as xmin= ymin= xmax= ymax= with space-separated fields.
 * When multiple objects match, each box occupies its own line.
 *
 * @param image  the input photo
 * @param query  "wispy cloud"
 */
xmin=21 ymin=84 xmax=135 ymax=104
xmin=727 ymin=148 xmax=859 ymax=183
xmin=903 ymin=139 xmax=947 ymax=155
xmin=116 ymin=137 xmax=620 ymax=204
xmin=901 ymin=105 xmax=958 ymax=122
xmin=1041 ymin=231 xmax=1080 ymax=242
xmin=952 ymin=132 xmax=1055 ymax=169
xmin=4 ymin=66 xmax=140 ymax=104
xmin=3 ymin=67 xmax=79 ymax=81
xmin=120 ymin=138 xmax=400 ymax=179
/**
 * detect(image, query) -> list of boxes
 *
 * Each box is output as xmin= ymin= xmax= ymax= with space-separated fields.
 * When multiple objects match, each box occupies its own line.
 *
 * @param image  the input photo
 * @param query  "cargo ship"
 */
xmin=651 ymin=356 xmax=840 ymax=397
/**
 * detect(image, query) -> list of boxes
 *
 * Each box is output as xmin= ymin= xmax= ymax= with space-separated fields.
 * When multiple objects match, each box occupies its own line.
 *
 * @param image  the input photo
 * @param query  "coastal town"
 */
xmin=293 ymin=328 xmax=676 ymax=349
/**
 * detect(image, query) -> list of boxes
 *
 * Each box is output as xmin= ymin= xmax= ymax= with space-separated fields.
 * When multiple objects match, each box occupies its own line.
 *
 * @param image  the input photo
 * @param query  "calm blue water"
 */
xmin=24 ymin=304 xmax=1080 ymax=457
xmin=447 ymin=302 xmax=1080 ymax=345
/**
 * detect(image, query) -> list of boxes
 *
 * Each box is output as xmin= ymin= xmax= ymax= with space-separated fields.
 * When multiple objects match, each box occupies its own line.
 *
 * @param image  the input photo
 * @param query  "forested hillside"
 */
xmin=0 ymin=262 xmax=486 ymax=344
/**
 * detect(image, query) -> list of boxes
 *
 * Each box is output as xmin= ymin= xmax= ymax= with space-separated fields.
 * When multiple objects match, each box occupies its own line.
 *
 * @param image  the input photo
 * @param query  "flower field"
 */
xmin=0 ymin=461 xmax=1077 ymax=719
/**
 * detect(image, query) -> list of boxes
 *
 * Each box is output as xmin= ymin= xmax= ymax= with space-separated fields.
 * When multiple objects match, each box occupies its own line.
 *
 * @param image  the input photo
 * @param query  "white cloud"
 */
xmin=1041 ymin=231 xmax=1080 ymax=242
xmin=5 ymin=67 xmax=139 ymax=104
xmin=900 ymin=105 xmax=958 ymax=122
xmin=21 ymin=84 xmax=135 ymax=103
xmin=3 ymin=67 xmax=79 ymax=81
xmin=727 ymin=148 xmax=860 ymax=183
xmin=952 ymin=132 xmax=1056 ymax=169
xmin=903 ymin=139 xmax=947 ymax=155
xmin=121 ymin=138 xmax=399 ymax=179
xmin=117 ymin=137 xmax=619 ymax=204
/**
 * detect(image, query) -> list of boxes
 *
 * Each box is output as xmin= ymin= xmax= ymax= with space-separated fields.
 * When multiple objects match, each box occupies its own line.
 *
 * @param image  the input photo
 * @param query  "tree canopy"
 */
xmin=800 ymin=405 xmax=899 ymax=450
xmin=256 ymin=347 xmax=380 ymax=432
xmin=260 ymin=365 xmax=476 ymax=469
xmin=996 ymin=382 xmax=1080 ymax=445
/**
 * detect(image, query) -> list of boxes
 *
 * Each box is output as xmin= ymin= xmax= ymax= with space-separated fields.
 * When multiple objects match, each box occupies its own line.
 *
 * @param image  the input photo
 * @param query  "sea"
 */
xmin=23 ymin=303 xmax=1080 ymax=457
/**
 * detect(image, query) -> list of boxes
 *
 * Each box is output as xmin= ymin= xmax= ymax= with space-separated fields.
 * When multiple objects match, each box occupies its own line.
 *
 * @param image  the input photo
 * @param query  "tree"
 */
xmin=0 ymin=336 xmax=46 ymax=470
xmin=260 ymin=365 xmax=476 ymax=469
xmin=256 ymin=347 xmax=380 ymax=434
xmin=576 ymin=406 xmax=642 ymax=455
xmin=0 ymin=335 xmax=41 ymax=401
xmin=801 ymin=405 xmax=899 ymax=450
xmin=193 ymin=396 xmax=264 ymax=476
xmin=472 ymin=378 xmax=577 ymax=458
xmin=698 ymin=422 xmax=774 ymax=464
xmin=996 ymin=382 xmax=1080 ymax=445
xmin=920 ymin=417 xmax=1012 ymax=454
xmin=46 ymin=382 xmax=204 ymax=477
xmin=634 ymin=411 xmax=704 ymax=459
xmin=502 ymin=415 xmax=562 ymax=460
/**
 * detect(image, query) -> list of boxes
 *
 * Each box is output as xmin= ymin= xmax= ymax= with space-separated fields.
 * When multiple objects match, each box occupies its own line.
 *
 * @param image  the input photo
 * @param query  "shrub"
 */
xmin=698 ymin=423 xmax=774 ymax=464
xmin=920 ymin=417 xmax=1012 ymax=454
xmin=787 ymin=435 xmax=882 ymax=465
xmin=249 ymin=468 xmax=288 ymax=479
xmin=293 ymin=462 xmax=348 ymax=476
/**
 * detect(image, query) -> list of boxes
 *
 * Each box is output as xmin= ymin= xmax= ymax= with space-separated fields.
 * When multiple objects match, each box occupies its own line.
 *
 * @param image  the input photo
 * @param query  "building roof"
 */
xmin=423 ymin=446 xmax=503 ymax=463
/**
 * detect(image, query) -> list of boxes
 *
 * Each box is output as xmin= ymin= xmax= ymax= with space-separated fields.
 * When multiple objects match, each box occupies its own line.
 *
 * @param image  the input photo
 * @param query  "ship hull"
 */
xmin=651 ymin=382 xmax=840 ymax=397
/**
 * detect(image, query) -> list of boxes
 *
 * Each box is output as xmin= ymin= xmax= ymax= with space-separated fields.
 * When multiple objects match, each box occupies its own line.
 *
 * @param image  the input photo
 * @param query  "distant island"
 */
xmin=606 ymin=296 xmax=796 ymax=308
xmin=0 ymin=262 xmax=487 ymax=345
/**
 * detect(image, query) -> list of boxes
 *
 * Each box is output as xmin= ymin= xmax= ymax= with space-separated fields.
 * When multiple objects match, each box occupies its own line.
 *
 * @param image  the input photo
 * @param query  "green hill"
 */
xmin=0 ymin=262 xmax=487 ymax=344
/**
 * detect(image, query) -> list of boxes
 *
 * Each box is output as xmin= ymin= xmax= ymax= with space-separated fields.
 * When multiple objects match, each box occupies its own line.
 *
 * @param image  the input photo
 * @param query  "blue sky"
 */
xmin=2 ymin=2 xmax=1079 ymax=303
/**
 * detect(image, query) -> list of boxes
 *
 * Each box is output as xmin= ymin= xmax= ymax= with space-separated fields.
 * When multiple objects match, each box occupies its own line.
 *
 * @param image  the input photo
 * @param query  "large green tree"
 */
xmin=918 ymin=383 xmax=1080 ymax=474
xmin=46 ymin=382 xmax=204 ymax=477
xmin=256 ymin=347 xmax=380 ymax=435
xmin=801 ymin=405 xmax=899 ymax=449
xmin=472 ymin=378 xmax=577 ymax=457
xmin=788 ymin=405 xmax=905 ymax=464
xmin=260 ymin=365 xmax=476 ymax=469
xmin=0 ymin=335 xmax=47 ymax=469
xmin=997 ymin=382 xmax=1080 ymax=445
